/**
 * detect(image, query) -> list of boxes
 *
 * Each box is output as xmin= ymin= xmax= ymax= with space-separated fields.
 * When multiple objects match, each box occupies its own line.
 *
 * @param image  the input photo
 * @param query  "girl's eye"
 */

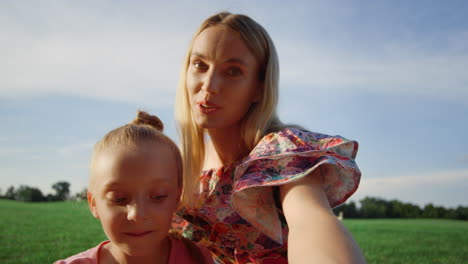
xmin=111 ymin=197 xmax=127 ymax=205
xmin=106 ymin=192 xmax=128 ymax=205
xmin=226 ymin=67 xmax=242 ymax=77
xmin=193 ymin=61 xmax=208 ymax=71
xmin=152 ymin=195 xmax=168 ymax=202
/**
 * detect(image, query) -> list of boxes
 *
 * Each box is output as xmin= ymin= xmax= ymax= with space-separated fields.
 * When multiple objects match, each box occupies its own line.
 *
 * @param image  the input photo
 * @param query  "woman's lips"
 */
xmin=198 ymin=101 xmax=221 ymax=114
xmin=123 ymin=231 xmax=153 ymax=237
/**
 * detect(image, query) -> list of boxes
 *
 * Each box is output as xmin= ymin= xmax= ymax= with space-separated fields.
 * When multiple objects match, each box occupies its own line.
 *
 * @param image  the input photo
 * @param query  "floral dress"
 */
xmin=173 ymin=128 xmax=361 ymax=264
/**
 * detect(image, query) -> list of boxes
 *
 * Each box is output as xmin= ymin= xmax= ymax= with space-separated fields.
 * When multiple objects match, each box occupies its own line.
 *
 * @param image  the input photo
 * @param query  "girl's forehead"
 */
xmin=91 ymin=145 xmax=179 ymax=188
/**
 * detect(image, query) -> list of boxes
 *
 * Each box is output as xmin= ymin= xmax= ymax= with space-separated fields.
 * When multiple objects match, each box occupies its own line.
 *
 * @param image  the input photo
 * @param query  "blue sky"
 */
xmin=1 ymin=0 xmax=467 ymax=208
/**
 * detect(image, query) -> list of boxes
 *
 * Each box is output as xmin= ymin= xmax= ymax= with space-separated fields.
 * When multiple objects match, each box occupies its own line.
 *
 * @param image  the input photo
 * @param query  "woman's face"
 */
xmin=186 ymin=25 xmax=261 ymax=130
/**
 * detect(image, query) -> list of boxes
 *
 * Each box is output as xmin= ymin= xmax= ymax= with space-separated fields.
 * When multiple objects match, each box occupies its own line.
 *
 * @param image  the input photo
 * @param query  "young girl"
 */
xmin=55 ymin=111 xmax=213 ymax=264
xmin=173 ymin=12 xmax=367 ymax=263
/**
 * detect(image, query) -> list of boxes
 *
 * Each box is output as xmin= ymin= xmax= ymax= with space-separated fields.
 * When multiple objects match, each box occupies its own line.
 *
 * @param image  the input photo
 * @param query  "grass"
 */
xmin=0 ymin=199 xmax=106 ymax=264
xmin=1 ymin=199 xmax=467 ymax=263
xmin=344 ymin=219 xmax=468 ymax=263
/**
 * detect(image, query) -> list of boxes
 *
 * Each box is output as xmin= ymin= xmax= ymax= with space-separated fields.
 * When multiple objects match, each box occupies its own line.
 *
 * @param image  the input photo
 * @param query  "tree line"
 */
xmin=1 ymin=181 xmax=86 ymax=202
xmin=2 ymin=183 xmax=467 ymax=221
xmin=333 ymin=197 xmax=468 ymax=221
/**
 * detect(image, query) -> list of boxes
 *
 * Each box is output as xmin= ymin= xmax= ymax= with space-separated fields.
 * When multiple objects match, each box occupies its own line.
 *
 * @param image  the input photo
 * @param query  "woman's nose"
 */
xmin=127 ymin=201 xmax=150 ymax=222
xmin=201 ymin=69 xmax=221 ymax=95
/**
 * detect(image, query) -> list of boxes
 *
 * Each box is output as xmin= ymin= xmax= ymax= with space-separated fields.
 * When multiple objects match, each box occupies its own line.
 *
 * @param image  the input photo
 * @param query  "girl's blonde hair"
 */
xmin=89 ymin=111 xmax=183 ymax=193
xmin=175 ymin=12 xmax=285 ymax=208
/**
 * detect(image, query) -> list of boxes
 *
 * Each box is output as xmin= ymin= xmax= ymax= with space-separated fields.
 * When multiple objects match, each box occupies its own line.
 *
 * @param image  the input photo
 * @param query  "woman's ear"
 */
xmin=87 ymin=191 xmax=99 ymax=219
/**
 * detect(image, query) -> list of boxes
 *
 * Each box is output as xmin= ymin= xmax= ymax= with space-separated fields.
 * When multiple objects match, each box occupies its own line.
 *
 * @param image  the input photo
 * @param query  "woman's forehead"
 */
xmin=192 ymin=25 xmax=256 ymax=63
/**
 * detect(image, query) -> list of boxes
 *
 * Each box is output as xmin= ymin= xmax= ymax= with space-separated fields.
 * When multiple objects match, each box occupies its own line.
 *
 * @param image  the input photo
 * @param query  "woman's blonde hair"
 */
xmin=89 ymin=111 xmax=183 ymax=193
xmin=175 ymin=12 xmax=285 ymax=208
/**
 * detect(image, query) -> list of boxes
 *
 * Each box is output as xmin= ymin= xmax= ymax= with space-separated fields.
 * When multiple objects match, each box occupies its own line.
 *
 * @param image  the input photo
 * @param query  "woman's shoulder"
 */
xmin=229 ymin=127 xmax=361 ymax=244
xmin=249 ymin=127 xmax=358 ymax=161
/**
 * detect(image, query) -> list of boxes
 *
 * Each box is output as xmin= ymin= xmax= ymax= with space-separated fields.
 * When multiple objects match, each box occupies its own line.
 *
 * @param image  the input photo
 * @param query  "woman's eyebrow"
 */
xmin=224 ymin=58 xmax=248 ymax=66
xmin=190 ymin=52 xmax=248 ymax=66
xmin=190 ymin=51 xmax=206 ymax=59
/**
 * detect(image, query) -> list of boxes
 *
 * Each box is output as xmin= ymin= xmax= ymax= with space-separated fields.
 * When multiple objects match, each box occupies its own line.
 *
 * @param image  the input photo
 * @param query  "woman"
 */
xmin=173 ymin=12 xmax=366 ymax=264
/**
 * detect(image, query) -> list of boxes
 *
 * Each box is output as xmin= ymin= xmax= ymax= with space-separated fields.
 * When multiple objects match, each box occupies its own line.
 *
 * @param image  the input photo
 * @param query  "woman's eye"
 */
xmin=193 ymin=61 xmax=208 ymax=71
xmin=226 ymin=67 xmax=242 ymax=77
xmin=152 ymin=195 xmax=168 ymax=202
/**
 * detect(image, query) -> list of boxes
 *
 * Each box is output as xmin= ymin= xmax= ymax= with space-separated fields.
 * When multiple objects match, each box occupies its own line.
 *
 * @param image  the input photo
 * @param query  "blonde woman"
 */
xmin=173 ymin=12 xmax=366 ymax=264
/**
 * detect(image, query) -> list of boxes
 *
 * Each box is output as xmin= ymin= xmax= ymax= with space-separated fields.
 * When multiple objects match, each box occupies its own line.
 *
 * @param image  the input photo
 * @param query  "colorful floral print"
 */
xmin=173 ymin=128 xmax=361 ymax=263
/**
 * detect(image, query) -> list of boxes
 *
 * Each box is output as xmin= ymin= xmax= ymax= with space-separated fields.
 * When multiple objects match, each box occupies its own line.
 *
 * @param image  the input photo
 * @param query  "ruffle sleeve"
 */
xmin=231 ymin=128 xmax=361 ymax=244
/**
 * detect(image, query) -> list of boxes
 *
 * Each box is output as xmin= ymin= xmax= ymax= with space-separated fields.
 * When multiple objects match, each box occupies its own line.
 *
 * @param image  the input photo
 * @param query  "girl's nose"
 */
xmin=127 ymin=201 xmax=149 ymax=222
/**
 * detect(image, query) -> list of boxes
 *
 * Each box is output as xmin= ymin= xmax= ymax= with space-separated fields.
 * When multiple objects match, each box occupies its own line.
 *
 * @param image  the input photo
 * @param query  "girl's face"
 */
xmin=186 ymin=25 xmax=262 ymax=130
xmin=88 ymin=144 xmax=180 ymax=257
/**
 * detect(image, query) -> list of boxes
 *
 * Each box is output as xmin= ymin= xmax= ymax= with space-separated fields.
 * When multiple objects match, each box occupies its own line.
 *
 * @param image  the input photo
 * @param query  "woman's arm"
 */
xmin=280 ymin=167 xmax=367 ymax=264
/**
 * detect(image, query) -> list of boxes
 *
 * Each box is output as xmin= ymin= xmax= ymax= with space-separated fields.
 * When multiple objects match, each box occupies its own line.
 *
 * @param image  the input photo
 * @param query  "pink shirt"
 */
xmin=54 ymin=237 xmax=213 ymax=264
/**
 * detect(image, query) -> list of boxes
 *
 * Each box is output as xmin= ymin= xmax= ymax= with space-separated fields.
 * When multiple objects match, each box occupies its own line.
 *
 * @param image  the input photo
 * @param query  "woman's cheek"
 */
xmin=186 ymin=78 xmax=197 ymax=101
xmin=186 ymin=70 xmax=197 ymax=89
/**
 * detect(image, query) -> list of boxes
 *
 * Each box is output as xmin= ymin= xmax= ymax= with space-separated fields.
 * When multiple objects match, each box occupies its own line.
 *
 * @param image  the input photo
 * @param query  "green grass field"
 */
xmin=1 ymin=200 xmax=467 ymax=264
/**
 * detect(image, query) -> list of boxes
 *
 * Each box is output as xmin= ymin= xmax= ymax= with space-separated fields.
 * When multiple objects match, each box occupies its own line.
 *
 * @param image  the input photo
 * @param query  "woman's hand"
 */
xmin=280 ymin=167 xmax=367 ymax=264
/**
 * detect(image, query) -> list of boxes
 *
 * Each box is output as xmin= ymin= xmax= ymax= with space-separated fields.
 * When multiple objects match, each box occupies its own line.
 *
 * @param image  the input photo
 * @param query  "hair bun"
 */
xmin=131 ymin=111 xmax=164 ymax=131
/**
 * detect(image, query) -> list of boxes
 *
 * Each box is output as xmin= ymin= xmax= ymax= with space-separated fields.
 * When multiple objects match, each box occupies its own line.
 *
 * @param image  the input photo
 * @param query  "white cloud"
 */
xmin=3 ymin=1 xmax=467 ymax=106
xmin=0 ymin=1 xmax=197 ymax=106
xmin=0 ymin=27 xmax=186 ymax=106
xmin=278 ymin=39 xmax=468 ymax=104
xmin=351 ymin=169 xmax=468 ymax=208
xmin=56 ymin=142 xmax=94 ymax=157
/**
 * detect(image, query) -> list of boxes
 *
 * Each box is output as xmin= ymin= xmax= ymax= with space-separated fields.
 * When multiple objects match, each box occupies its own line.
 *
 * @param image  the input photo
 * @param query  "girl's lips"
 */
xmin=124 ymin=231 xmax=153 ymax=237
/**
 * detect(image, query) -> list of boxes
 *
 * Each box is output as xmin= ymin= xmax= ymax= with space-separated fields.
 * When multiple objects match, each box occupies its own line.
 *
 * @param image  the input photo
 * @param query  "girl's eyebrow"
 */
xmin=102 ymin=182 xmax=121 ymax=191
xmin=102 ymin=178 xmax=173 ymax=190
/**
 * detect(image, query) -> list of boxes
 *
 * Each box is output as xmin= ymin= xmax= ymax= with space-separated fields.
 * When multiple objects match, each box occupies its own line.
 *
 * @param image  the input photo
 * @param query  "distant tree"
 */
xmin=5 ymin=186 xmax=16 ymax=200
xmin=74 ymin=188 xmax=88 ymax=201
xmin=401 ymin=202 xmax=421 ymax=218
xmin=437 ymin=206 xmax=449 ymax=218
xmin=442 ymin=207 xmax=456 ymax=219
xmin=455 ymin=206 xmax=468 ymax=220
xmin=422 ymin=203 xmax=437 ymax=218
xmin=336 ymin=196 xmax=466 ymax=220
xmin=387 ymin=200 xmax=405 ymax=218
xmin=46 ymin=193 xmax=60 ymax=202
xmin=15 ymin=185 xmax=45 ymax=202
xmin=332 ymin=196 xmax=468 ymax=220
xmin=360 ymin=197 xmax=387 ymax=218
xmin=52 ymin=181 xmax=70 ymax=201
xmin=337 ymin=201 xmax=360 ymax=218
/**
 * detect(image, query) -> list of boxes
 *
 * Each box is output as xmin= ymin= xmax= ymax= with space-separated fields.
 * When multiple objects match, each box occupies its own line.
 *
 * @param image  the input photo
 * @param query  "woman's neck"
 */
xmin=205 ymin=126 xmax=250 ymax=168
xmin=101 ymin=237 xmax=170 ymax=264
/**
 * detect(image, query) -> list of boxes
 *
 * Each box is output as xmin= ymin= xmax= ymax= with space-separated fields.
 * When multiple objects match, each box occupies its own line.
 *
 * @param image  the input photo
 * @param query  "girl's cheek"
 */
xmin=107 ymin=206 xmax=127 ymax=217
